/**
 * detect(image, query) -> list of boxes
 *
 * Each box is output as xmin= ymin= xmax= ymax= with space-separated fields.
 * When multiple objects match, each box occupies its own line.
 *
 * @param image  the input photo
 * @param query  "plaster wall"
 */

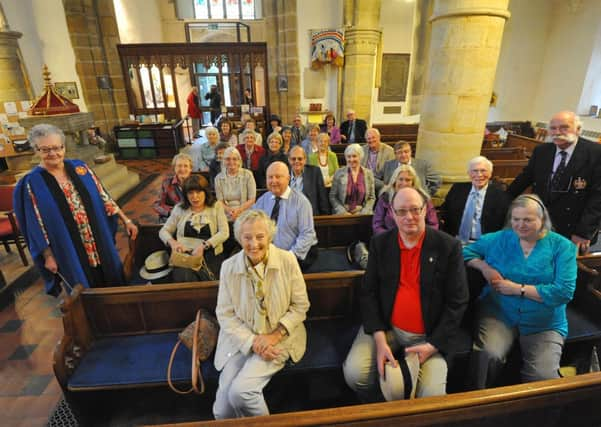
xmin=113 ymin=0 xmax=163 ymax=43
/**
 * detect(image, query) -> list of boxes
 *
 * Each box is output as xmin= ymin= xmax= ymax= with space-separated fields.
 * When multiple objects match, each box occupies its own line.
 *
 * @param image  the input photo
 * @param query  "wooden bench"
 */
xmin=481 ymin=146 xmax=527 ymax=160
xmin=373 ymin=123 xmax=419 ymax=142
xmin=505 ymin=133 xmax=541 ymax=157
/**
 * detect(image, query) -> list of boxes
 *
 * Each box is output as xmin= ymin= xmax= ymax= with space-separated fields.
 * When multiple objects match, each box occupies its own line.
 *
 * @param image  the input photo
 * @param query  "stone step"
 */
xmin=109 ymin=171 xmax=140 ymax=201
xmin=97 ymin=163 xmax=129 ymax=190
xmin=90 ymin=154 xmax=117 ymax=179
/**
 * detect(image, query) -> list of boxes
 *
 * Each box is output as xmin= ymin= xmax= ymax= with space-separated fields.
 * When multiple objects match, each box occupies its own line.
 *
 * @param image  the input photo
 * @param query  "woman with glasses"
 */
xmin=463 ymin=194 xmax=576 ymax=388
xmin=13 ymin=124 xmax=138 ymax=295
xmin=213 ymin=209 xmax=309 ymax=419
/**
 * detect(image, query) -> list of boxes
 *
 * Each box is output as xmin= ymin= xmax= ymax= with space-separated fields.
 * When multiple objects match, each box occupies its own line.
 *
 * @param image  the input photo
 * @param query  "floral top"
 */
xmin=29 ymin=165 xmax=119 ymax=267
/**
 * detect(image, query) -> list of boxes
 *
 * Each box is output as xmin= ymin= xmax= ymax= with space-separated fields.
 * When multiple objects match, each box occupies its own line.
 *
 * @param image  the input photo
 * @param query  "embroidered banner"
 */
xmin=310 ymin=29 xmax=344 ymax=69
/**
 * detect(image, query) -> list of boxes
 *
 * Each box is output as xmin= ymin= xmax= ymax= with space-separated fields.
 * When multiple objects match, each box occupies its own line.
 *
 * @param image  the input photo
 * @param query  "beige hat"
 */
xmin=379 ymin=352 xmax=420 ymax=401
xmin=139 ymin=250 xmax=172 ymax=281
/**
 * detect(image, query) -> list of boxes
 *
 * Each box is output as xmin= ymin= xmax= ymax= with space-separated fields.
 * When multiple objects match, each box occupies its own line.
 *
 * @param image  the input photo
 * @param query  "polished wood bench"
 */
xmin=481 ymin=146 xmax=527 ymax=160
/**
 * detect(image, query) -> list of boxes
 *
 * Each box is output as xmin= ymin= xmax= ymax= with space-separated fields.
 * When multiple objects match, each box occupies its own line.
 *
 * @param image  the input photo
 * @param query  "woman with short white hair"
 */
xmin=213 ymin=209 xmax=310 ymax=419
xmin=194 ymin=126 xmax=220 ymax=172
xmin=329 ymin=143 xmax=375 ymax=214
xmin=215 ymin=146 xmax=256 ymax=222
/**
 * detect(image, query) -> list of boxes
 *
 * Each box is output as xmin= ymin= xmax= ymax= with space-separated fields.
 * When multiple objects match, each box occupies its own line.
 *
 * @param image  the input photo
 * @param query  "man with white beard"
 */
xmin=508 ymin=110 xmax=601 ymax=254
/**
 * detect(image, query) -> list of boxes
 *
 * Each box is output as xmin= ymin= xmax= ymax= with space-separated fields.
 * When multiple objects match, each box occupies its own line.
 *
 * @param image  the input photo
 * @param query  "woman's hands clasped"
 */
xmin=252 ymin=332 xmax=283 ymax=361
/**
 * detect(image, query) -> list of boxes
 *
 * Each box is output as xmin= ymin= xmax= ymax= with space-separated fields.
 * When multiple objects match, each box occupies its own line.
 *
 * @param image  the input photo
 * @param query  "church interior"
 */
xmin=1 ymin=0 xmax=601 ymax=426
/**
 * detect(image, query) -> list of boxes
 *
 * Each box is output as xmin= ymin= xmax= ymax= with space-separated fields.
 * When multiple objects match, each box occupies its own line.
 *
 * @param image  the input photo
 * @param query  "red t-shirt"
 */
xmin=390 ymin=232 xmax=426 ymax=334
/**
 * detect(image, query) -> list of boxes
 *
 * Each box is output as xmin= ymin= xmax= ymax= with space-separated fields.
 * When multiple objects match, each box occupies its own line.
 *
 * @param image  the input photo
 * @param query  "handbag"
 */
xmin=169 ymin=251 xmax=216 ymax=280
xmin=167 ymin=309 xmax=220 ymax=394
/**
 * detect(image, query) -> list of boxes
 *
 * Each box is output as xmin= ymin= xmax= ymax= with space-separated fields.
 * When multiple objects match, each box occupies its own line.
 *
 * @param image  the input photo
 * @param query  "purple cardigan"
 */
xmin=320 ymin=124 xmax=341 ymax=144
xmin=372 ymin=193 xmax=439 ymax=235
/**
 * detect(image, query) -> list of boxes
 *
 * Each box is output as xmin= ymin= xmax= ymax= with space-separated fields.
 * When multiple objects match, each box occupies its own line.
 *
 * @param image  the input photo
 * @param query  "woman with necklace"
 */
xmin=329 ymin=143 xmax=375 ymax=214
xmin=153 ymin=153 xmax=193 ymax=223
xmin=159 ymin=175 xmax=228 ymax=282
xmin=308 ymin=132 xmax=339 ymax=187
xmin=213 ymin=209 xmax=309 ymax=419
xmin=14 ymin=124 xmax=138 ymax=295
xmin=463 ymin=194 xmax=577 ymax=388
xmin=320 ymin=112 xmax=341 ymax=144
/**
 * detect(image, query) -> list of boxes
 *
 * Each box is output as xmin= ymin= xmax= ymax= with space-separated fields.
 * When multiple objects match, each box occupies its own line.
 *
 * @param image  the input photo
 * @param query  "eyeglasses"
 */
xmin=289 ymin=157 xmax=304 ymax=161
xmin=37 ymin=145 xmax=64 ymax=154
xmin=393 ymin=204 xmax=425 ymax=217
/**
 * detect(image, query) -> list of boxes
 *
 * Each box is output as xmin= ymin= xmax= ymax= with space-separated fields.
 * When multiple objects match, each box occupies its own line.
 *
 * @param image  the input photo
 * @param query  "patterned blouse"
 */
xmin=29 ymin=165 xmax=119 ymax=267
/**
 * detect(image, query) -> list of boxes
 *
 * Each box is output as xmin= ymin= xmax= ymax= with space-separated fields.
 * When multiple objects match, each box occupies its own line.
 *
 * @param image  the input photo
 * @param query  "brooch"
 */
xmin=75 ymin=166 xmax=87 ymax=176
xmin=573 ymin=177 xmax=587 ymax=191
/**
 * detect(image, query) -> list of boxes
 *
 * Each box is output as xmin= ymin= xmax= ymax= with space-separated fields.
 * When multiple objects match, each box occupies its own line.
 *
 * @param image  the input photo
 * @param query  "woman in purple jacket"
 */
xmin=372 ymin=164 xmax=439 ymax=235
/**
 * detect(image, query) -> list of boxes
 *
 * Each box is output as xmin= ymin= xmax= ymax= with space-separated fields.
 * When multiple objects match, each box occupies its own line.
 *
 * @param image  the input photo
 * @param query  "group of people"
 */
xmin=12 ymin=109 xmax=601 ymax=420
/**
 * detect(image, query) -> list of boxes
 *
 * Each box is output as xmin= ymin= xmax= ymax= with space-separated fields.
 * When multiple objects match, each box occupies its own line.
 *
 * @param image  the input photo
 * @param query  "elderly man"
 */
xmin=290 ymin=114 xmax=307 ymax=146
xmin=254 ymin=161 xmax=318 ymax=269
xmin=361 ymin=128 xmax=395 ymax=194
xmin=508 ymin=110 xmax=601 ymax=254
xmin=343 ymin=187 xmax=468 ymax=401
xmin=382 ymin=141 xmax=442 ymax=196
xmin=288 ymin=146 xmax=330 ymax=215
xmin=340 ymin=109 xmax=368 ymax=144
xmin=441 ymin=156 xmax=510 ymax=244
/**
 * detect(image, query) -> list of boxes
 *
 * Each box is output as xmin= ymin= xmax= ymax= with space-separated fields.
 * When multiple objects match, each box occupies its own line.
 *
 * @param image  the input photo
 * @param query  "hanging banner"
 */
xmin=310 ymin=29 xmax=344 ymax=69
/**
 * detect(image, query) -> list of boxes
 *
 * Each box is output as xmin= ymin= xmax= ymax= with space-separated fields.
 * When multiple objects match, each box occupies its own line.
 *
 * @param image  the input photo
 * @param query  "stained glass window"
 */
xmin=194 ymin=0 xmax=256 ymax=19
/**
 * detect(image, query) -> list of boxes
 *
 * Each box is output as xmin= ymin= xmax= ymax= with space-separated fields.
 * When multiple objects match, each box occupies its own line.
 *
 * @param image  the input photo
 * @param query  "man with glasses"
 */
xmin=288 ymin=146 xmax=330 ymax=215
xmin=343 ymin=187 xmax=468 ymax=400
xmin=441 ymin=156 xmax=510 ymax=244
xmin=382 ymin=141 xmax=441 ymax=195
xmin=508 ymin=110 xmax=601 ymax=254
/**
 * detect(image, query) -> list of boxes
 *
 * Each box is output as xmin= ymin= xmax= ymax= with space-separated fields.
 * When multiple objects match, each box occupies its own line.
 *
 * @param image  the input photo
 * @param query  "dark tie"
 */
xmin=551 ymin=151 xmax=567 ymax=191
xmin=349 ymin=121 xmax=355 ymax=143
xmin=271 ymin=197 xmax=281 ymax=222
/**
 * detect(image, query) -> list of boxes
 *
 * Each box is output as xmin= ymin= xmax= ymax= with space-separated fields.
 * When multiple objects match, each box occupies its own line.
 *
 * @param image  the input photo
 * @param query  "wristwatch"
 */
xmin=520 ymin=284 xmax=525 ymax=298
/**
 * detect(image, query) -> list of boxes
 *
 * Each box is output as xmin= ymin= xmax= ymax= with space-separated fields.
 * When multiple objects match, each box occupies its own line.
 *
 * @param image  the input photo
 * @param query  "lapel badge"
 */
xmin=573 ymin=177 xmax=587 ymax=191
xmin=429 ymin=257 xmax=434 ymax=263
xmin=75 ymin=166 xmax=87 ymax=176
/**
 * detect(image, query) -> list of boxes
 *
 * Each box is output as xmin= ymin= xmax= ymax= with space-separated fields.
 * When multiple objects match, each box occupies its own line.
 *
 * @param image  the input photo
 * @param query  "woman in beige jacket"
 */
xmin=213 ymin=210 xmax=310 ymax=419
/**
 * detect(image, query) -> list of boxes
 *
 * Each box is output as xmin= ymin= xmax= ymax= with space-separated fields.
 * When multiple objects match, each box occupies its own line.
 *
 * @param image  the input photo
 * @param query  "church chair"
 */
xmin=0 ymin=185 xmax=29 ymax=266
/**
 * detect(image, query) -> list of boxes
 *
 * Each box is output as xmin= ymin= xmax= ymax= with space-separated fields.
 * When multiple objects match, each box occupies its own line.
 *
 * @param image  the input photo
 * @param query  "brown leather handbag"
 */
xmin=167 ymin=309 xmax=219 ymax=394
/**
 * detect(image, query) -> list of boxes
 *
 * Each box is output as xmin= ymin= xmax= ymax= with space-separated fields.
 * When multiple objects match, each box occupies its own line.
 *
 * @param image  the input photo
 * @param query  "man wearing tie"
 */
xmin=340 ymin=109 xmax=368 ymax=144
xmin=254 ymin=161 xmax=318 ymax=270
xmin=508 ymin=111 xmax=601 ymax=254
xmin=290 ymin=115 xmax=307 ymax=146
xmin=441 ymin=156 xmax=510 ymax=244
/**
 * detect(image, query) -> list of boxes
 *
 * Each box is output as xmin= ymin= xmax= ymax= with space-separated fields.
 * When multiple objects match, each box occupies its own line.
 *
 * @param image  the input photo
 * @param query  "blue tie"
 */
xmin=458 ymin=191 xmax=480 ymax=243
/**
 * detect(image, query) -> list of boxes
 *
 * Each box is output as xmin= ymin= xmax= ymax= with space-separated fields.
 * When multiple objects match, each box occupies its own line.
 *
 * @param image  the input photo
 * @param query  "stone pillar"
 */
xmin=416 ymin=0 xmax=510 ymax=182
xmin=0 ymin=4 xmax=31 ymax=103
xmin=341 ymin=0 xmax=381 ymax=124
xmin=405 ymin=0 xmax=434 ymax=115
xmin=263 ymin=0 xmax=301 ymax=123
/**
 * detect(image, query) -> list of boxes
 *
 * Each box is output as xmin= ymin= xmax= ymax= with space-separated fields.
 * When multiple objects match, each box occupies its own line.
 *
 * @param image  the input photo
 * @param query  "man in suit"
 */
xmin=340 ymin=109 xmax=368 ymax=144
xmin=343 ymin=187 xmax=468 ymax=400
xmin=382 ymin=141 xmax=442 ymax=196
xmin=361 ymin=128 xmax=395 ymax=194
xmin=290 ymin=114 xmax=307 ymax=146
xmin=288 ymin=146 xmax=330 ymax=215
xmin=441 ymin=156 xmax=511 ymax=243
xmin=508 ymin=110 xmax=601 ymax=254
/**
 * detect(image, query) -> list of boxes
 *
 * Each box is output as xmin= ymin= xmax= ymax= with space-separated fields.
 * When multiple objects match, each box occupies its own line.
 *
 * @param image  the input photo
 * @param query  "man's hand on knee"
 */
xmin=406 ymin=342 xmax=438 ymax=364
xmin=374 ymin=331 xmax=396 ymax=377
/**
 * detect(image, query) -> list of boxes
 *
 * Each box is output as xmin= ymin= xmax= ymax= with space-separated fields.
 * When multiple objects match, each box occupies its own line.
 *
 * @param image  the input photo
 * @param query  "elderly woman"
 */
xmin=236 ymin=130 xmax=265 ymax=184
xmin=257 ymin=132 xmax=289 ymax=188
xmin=212 ymin=209 xmax=310 ymax=419
xmin=153 ymin=153 xmax=193 ymax=223
xmin=463 ymin=194 xmax=576 ymax=388
xmin=219 ymin=119 xmax=238 ymax=147
xmin=308 ymin=132 xmax=339 ymax=187
xmin=329 ymin=143 xmax=375 ymax=215
xmin=193 ymin=126 xmax=220 ymax=172
xmin=215 ymin=147 xmax=257 ymax=222
xmin=238 ymin=118 xmax=263 ymax=147
xmin=320 ymin=112 xmax=341 ymax=144
xmin=373 ymin=165 xmax=438 ymax=234
xmin=159 ymin=175 xmax=229 ymax=282
xmin=14 ymin=124 xmax=138 ymax=295
xmin=301 ymin=124 xmax=320 ymax=157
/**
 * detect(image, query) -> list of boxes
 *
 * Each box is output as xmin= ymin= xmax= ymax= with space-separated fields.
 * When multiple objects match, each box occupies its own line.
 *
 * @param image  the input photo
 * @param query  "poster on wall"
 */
xmin=310 ymin=29 xmax=344 ymax=69
xmin=378 ymin=54 xmax=410 ymax=102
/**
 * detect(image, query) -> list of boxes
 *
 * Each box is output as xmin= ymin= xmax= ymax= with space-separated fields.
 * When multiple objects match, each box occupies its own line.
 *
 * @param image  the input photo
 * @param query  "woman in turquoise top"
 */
xmin=462 ymin=194 xmax=576 ymax=388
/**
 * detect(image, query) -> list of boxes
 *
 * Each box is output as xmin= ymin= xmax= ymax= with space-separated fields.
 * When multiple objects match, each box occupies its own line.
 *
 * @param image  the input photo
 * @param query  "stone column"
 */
xmin=341 ymin=0 xmax=381 ymax=124
xmin=416 ymin=0 xmax=510 ymax=182
xmin=0 ymin=4 xmax=31 ymax=103
xmin=405 ymin=0 xmax=434 ymax=116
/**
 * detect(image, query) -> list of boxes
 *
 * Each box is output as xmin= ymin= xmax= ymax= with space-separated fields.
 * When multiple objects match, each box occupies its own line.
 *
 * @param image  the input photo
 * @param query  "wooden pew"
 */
xmin=481 ymin=146 xmax=527 ymax=160
xmin=182 ymin=373 xmax=601 ymax=426
xmin=373 ymin=123 xmax=419 ymax=142
xmin=505 ymin=133 xmax=541 ymax=157
xmin=486 ymin=121 xmax=536 ymax=138
xmin=490 ymin=159 xmax=529 ymax=183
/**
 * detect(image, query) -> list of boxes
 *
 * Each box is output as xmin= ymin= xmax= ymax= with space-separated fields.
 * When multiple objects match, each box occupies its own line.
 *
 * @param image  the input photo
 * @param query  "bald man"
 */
xmin=508 ymin=110 xmax=601 ymax=253
xmin=254 ymin=161 xmax=318 ymax=269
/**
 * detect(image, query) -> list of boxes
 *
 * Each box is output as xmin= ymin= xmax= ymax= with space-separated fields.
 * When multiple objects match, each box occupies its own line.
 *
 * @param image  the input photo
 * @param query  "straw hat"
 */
xmin=379 ymin=352 xmax=420 ymax=401
xmin=139 ymin=250 xmax=172 ymax=281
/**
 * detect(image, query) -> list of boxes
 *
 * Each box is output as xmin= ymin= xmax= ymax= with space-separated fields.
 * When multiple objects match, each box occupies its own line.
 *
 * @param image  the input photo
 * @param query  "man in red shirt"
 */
xmin=343 ymin=187 xmax=468 ymax=400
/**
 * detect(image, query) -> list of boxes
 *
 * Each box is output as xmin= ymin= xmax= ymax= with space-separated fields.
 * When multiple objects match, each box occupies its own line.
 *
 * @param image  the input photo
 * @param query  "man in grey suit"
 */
xmin=361 ymin=128 xmax=395 ymax=194
xmin=382 ymin=141 xmax=442 ymax=196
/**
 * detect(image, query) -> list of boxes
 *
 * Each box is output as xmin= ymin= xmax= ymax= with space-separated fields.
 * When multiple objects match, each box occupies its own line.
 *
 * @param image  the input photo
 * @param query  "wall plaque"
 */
xmin=378 ymin=54 xmax=410 ymax=102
